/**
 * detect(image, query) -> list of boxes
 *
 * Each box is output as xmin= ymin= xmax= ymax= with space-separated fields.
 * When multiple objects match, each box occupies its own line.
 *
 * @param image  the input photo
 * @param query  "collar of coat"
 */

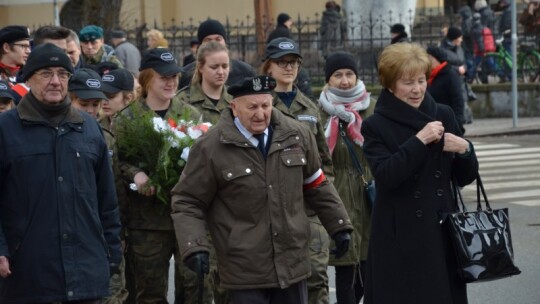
xmin=17 ymin=92 xmax=84 ymax=125
xmin=375 ymin=88 xmax=439 ymax=132
xmin=187 ymin=82 xmax=232 ymax=112
xmin=218 ymin=107 xmax=299 ymax=147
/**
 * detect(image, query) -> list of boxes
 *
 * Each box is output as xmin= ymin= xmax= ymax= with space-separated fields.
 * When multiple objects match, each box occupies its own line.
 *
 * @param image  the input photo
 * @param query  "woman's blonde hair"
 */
xmin=378 ymin=43 xmax=431 ymax=90
xmin=147 ymin=29 xmax=166 ymax=49
xmin=191 ymin=41 xmax=229 ymax=85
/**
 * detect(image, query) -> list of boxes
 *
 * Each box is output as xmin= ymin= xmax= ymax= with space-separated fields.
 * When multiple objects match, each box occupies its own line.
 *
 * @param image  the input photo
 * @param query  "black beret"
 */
xmin=227 ymin=76 xmax=276 ymax=98
xmin=426 ymin=46 xmax=448 ymax=63
xmin=0 ymin=25 xmax=30 ymax=45
xmin=197 ymin=19 xmax=227 ymax=44
xmin=21 ymin=43 xmax=73 ymax=81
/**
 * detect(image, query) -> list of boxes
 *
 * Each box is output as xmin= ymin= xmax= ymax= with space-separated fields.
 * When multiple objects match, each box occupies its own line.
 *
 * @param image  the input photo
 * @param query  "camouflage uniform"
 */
xmin=82 ymin=44 xmax=124 ymax=69
xmin=99 ymin=117 xmax=130 ymax=304
xmin=272 ymin=88 xmax=333 ymax=304
xmin=114 ymin=97 xmax=205 ymax=304
xmin=176 ymin=82 xmax=232 ymax=304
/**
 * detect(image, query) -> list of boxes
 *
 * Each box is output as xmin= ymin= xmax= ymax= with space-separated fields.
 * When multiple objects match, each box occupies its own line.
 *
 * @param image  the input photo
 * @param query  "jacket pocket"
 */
xmin=75 ymin=143 xmax=99 ymax=193
xmin=221 ymin=162 xmax=255 ymax=181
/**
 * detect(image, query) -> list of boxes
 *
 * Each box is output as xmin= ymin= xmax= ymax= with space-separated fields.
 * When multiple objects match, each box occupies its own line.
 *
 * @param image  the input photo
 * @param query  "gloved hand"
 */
xmin=331 ymin=230 xmax=351 ymax=259
xmin=184 ymin=252 xmax=210 ymax=277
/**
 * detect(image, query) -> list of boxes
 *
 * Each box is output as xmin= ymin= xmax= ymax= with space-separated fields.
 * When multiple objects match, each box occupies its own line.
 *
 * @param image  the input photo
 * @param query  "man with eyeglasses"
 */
xmin=0 ymin=43 xmax=122 ymax=304
xmin=0 ymin=25 xmax=31 ymax=83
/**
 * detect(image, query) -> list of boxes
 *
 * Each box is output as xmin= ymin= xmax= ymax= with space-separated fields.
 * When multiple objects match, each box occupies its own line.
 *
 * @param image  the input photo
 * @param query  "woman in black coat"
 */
xmin=361 ymin=42 xmax=479 ymax=304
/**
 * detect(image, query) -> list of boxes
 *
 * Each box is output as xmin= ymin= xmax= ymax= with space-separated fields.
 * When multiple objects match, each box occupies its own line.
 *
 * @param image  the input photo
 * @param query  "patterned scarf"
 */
xmin=318 ymin=81 xmax=371 ymax=155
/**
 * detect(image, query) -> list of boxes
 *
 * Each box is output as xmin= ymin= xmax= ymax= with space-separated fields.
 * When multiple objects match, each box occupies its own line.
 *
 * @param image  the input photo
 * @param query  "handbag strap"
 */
xmin=453 ymin=174 xmax=492 ymax=213
xmin=339 ymin=122 xmax=368 ymax=186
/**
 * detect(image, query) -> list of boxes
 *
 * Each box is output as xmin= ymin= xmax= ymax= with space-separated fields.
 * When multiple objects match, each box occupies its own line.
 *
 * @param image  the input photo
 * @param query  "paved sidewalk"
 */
xmin=464 ymin=117 xmax=540 ymax=137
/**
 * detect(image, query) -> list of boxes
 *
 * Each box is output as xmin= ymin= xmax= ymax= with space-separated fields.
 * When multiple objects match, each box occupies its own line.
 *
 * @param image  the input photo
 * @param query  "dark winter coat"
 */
xmin=171 ymin=108 xmax=353 ymax=289
xmin=459 ymin=5 xmax=474 ymax=55
xmin=428 ymin=63 xmax=466 ymax=132
xmin=0 ymin=94 xmax=122 ymax=303
xmin=361 ymin=89 xmax=478 ymax=304
xmin=179 ymin=58 xmax=255 ymax=90
xmin=267 ymin=24 xmax=292 ymax=43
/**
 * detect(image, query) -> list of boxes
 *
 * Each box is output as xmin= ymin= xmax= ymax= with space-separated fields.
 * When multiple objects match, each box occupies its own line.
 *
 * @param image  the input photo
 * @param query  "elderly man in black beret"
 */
xmin=171 ymin=75 xmax=353 ymax=304
xmin=0 ymin=43 xmax=122 ymax=303
xmin=0 ymin=25 xmax=30 ymax=82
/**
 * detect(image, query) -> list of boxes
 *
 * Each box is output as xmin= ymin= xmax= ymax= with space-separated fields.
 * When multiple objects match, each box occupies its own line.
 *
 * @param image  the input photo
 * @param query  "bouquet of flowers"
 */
xmin=116 ymin=104 xmax=211 ymax=204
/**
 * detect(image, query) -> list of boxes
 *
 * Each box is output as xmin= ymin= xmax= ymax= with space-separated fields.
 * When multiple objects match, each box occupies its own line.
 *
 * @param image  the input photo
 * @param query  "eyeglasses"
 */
xmin=34 ymin=70 xmax=72 ymax=81
xmin=11 ymin=43 xmax=31 ymax=50
xmin=274 ymin=59 xmax=302 ymax=69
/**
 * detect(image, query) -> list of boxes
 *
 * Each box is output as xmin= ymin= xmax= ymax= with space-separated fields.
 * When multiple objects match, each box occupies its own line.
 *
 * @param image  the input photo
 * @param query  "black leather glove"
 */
xmin=184 ymin=252 xmax=210 ymax=277
xmin=331 ymin=230 xmax=351 ymax=259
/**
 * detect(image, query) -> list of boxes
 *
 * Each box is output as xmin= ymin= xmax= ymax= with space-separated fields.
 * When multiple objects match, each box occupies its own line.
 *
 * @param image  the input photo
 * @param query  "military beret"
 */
xmin=79 ymin=25 xmax=104 ymax=42
xmin=0 ymin=25 xmax=30 ymax=45
xmin=227 ymin=76 xmax=276 ymax=98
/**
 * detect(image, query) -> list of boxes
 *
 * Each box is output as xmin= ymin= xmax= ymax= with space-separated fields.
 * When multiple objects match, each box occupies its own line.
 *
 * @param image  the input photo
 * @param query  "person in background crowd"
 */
xmin=440 ymin=27 xmax=474 ymax=124
xmin=79 ymin=25 xmax=123 ymax=68
xmin=100 ymin=67 xmax=135 ymax=304
xmin=0 ymin=79 xmax=16 ymax=112
xmin=390 ymin=23 xmax=410 ymax=44
xmin=496 ymin=0 xmax=512 ymax=54
xmin=474 ymin=0 xmax=495 ymax=30
xmin=520 ymin=0 xmax=540 ymax=35
xmin=361 ymin=42 xmax=478 ymax=304
xmin=267 ymin=12 xmax=293 ymax=43
xmin=260 ymin=37 xmax=334 ymax=304
xmin=458 ymin=5 xmax=475 ymax=82
xmin=171 ymin=75 xmax=353 ymax=304
xmin=111 ymin=30 xmax=141 ymax=77
xmin=176 ymin=40 xmax=232 ymax=304
xmin=320 ymin=0 xmax=346 ymax=58
xmin=68 ymin=68 xmax=107 ymax=118
xmin=183 ymin=39 xmax=199 ymax=67
xmin=471 ymin=12 xmax=498 ymax=83
xmin=0 ymin=43 xmax=122 ymax=303
xmin=0 ymin=25 xmax=30 ymax=82
xmin=146 ymin=29 xmax=169 ymax=49
xmin=426 ymin=46 xmax=466 ymax=134
xmin=318 ymin=51 xmax=373 ymax=304
xmin=66 ymin=29 xmax=85 ymax=71
xmin=33 ymin=25 xmax=71 ymax=50
xmin=179 ymin=19 xmax=255 ymax=89
xmin=114 ymin=48 xmax=201 ymax=304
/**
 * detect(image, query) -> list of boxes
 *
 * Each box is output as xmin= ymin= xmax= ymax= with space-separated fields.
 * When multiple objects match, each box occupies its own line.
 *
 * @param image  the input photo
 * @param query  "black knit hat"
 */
xmin=140 ymin=48 xmax=182 ymax=76
xmin=101 ymin=68 xmax=134 ymax=94
xmin=227 ymin=76 xmax=276 ymax=98
xmin=426 ymin=46 xmax=448 ymax=63
xmin=325 ymin=51 xmax=358 ymax=82
xmin=277 ymin=13 xmax=291 ymax=25
xmin=446 ymin=27 xmax=463 ymax=41
xmin=197 ymin=19 xmax=227 ymax=44
xmin=21 ymin=43 xmax=73 ymax=81
xmin=68 ymin=68 xmax=107 ymax=100
xmin=0 ymin=25 xmax=30 ymax=45
xmin=390 ymin=23 xmax=406 ymax=34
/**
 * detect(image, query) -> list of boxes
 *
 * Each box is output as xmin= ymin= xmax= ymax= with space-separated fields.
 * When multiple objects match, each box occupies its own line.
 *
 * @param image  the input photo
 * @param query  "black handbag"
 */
xmin=445 ymin=175 xmax=521 ymax=283
xmin=339 ymin=122 xmax=376 ymax=208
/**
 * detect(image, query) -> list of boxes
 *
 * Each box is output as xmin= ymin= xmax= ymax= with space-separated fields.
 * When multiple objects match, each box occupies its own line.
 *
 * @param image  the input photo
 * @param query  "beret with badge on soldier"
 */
xmin=227 ymin=75 xmax=276 ymax=98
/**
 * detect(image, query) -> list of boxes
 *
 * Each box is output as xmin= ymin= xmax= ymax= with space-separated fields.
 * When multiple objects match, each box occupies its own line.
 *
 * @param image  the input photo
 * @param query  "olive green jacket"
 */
xmin=113 ymin=96 xmax=201 ymax=231
xmin=325 ymin=99 xmax=376 ymax=265
xmin=176 ymin=82 xmax=232 ymax=125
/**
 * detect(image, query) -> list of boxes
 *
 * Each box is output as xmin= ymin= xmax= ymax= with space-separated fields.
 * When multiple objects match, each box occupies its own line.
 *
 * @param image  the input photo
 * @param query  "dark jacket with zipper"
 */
xmin=0 ymin=93 xmax=122 ymax=303
xmin=361 ymin=89 xmax=478 ymax=304
xmin=428 ymin=63 xmax=466 ymax=132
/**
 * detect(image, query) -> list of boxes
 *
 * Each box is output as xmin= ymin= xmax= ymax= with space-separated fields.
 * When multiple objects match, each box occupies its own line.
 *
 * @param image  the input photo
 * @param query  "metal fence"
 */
xmin=122 ymin=8 xmax=537 ymax=86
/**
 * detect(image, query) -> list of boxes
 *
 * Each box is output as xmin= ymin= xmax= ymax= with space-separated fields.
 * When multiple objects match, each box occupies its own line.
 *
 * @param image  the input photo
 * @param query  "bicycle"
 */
xmin=475 ymin=34 xmax=540 ymax=83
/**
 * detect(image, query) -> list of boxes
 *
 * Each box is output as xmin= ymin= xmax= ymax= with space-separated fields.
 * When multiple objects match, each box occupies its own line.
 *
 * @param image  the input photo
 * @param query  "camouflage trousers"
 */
xmin=127 ymin=229 xmax=214 ymax=304
xmin=307 ymin=217 xmax=330 ymax=304
xmin=104 ymin=256 xmax=129 ymax=304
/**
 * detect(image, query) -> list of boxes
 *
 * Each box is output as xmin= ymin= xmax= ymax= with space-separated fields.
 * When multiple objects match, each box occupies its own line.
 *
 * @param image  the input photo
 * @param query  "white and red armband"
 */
xmin=303 ymin=168 xmax=326 ymax=190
